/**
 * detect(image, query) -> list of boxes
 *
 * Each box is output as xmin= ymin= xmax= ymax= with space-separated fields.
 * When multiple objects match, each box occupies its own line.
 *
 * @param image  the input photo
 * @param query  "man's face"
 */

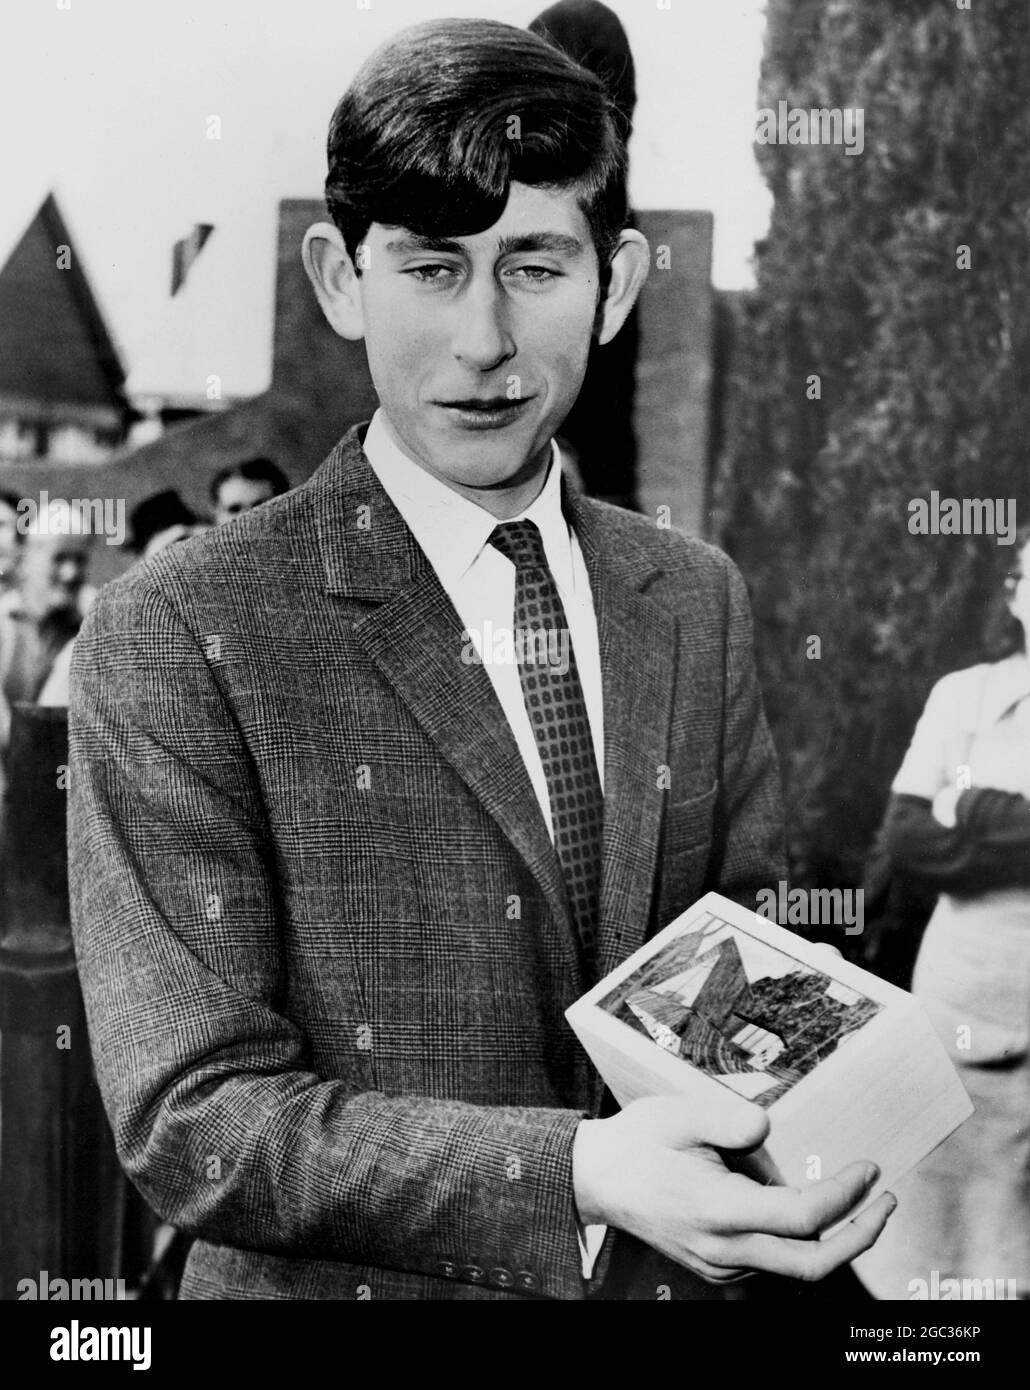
xmin=214 ymin=476 xmax=276 ymax=526
xmin=356 ymin=182 xmax=601 ymax=497
xmin=20 ymin=535 xmax=89 ymax=617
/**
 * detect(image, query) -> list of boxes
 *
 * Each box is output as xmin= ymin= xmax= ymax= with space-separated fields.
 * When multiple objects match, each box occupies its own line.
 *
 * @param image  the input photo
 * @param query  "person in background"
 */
xmin=530 ymin=0 xmax=636 ymax=142
xmin=210 ymin=458 xmax=290 ymax=526
xmin=854 ymin=526 xmax=1030 ymax=1299
xmin=529 ymin=0 xmax=639 ymax=511
xmin=0 ymin=503 xmax=92 ymax=713
xmin=38 ymin=490 xmax=207 ymax=709
xmin=0 ymin=503 xmax=92 ymax=803
xmin=0 ymin=491 xmax=24 ymax=611
xmin=129 ymin=489 xmax=205 ymax=561
xmin=0 ymin=491 xmax=31 ymax=796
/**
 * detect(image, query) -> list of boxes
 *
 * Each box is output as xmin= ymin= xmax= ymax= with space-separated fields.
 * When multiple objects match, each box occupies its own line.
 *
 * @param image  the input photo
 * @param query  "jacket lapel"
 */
xmin=562 ymin=486 xmax=678 ymax=980
xmin=310 ymin=429 xmax=579 ymax=982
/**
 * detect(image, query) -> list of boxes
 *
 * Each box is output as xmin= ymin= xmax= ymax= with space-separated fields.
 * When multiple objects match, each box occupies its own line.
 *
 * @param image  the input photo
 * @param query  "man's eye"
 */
xmin=406 ymin=264 xmax=457 ymax=283
xmin=512 ymin=265 xmax=555 ymax=281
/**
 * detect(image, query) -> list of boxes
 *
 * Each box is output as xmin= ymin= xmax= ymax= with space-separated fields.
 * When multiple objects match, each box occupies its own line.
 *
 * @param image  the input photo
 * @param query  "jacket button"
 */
xmin=490 ymin=1267 xmax=514 ymax=1288
xmin=438 ymin=1260 xmax=457 ymax=1279
xmin=462 ymin=1264 xmax=486 ymax=1283
xmin=516 ymin=1270 xmax=539 ymax=1292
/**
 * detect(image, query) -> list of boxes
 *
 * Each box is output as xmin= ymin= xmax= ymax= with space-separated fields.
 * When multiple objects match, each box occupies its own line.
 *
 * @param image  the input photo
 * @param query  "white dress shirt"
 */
xmin=362 ymin=410 xmax=607 ymax=1275
xmin=362 ymin=410 xmax=604 ymax=830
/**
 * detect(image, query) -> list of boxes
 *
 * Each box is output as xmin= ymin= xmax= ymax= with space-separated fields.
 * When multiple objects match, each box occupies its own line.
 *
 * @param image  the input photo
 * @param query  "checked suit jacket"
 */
xmin=68 ymin=424 xmax=785 ymax=1301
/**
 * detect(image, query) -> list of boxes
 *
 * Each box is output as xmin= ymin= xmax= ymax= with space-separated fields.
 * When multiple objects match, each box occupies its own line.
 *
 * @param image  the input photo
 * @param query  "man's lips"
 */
xmin=433 ymin=396 xmax=535 ymax=431
xmin=435 ymin=396 xmax=534 ymax=410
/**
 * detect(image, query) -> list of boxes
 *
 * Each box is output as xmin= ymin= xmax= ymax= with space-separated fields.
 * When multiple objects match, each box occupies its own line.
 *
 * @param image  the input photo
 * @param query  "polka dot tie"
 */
xmin=489 ymin=519 xmax=602 ymax=980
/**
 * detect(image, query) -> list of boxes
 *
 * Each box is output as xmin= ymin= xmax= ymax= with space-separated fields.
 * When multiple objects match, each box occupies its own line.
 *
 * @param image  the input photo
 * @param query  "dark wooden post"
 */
xmin=0 ymin=705 xmax=123 ymax=1299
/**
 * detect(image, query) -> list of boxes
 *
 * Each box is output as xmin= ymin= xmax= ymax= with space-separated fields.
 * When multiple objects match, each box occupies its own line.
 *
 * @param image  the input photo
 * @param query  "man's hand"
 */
xmin=572 ymin=1096 xmax=895 ymax=1284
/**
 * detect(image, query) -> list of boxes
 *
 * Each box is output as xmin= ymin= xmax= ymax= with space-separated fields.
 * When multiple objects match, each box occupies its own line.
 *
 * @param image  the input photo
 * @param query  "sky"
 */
xmin=0 ymin=0 xmax=772 ymax=400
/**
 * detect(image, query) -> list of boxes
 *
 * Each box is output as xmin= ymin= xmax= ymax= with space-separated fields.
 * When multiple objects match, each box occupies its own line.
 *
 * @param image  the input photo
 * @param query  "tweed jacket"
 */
xmin=68 ymin=425 xmax=785 ymax=1301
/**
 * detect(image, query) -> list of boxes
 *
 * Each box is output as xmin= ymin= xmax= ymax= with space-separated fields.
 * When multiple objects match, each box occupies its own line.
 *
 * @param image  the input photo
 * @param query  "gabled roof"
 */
xmin=0 ymin=193 xmax=126 ymax=412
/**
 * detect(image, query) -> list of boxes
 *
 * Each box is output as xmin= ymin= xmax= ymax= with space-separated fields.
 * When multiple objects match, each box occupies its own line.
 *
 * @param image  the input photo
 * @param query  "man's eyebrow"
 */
xmin=496 ymin=232 xmax=585 ymax=257
xmin=382 ymin=231 xmax=586 ymax=257
xmin=383 ymin=234 xmax=466 ymax=256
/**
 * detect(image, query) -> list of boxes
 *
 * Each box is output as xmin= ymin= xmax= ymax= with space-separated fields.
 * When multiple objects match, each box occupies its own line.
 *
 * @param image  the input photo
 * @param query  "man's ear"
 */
xmin=301 ymin=222 xmax=365 ymax=341
xmin=596 ymin=229 xmax=650 ymax=346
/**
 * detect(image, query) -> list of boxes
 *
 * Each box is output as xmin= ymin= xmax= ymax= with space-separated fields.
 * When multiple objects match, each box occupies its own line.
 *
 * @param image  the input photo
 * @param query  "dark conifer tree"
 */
xmin=715 ymin=0 xmax=1030 ymax=895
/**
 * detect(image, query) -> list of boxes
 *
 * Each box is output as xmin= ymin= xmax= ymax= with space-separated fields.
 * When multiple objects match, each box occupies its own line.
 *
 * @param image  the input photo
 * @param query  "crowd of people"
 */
xmin=0 ymin=457 xmax=289 ymax=737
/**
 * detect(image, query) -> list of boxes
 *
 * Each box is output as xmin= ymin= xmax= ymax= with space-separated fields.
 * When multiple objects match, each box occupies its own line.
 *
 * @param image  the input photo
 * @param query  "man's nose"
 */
xmin=450 ymin=280 xmax=515 ymax=372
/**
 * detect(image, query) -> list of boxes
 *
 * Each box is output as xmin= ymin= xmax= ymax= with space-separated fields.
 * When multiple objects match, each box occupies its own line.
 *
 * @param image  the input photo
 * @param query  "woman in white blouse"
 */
xmin=855 ymin=528 xmax=1030 ymax=1299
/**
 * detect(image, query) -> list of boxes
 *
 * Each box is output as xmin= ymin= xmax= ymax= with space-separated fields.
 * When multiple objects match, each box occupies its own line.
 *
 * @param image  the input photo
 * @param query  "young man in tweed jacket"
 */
xmin=68 ymin=18 xmax=893 ymax=1300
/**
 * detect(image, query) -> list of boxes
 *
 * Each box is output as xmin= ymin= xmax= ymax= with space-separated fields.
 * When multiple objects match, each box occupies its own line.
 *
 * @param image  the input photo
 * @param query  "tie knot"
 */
xmin=489 ymin=520 xmax=547 ymax=570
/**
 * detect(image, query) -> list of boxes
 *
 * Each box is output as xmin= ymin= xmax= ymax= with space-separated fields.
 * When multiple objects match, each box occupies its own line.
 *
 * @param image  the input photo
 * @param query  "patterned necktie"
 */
xmin=489 ymin=519 xmax=603 ymax=979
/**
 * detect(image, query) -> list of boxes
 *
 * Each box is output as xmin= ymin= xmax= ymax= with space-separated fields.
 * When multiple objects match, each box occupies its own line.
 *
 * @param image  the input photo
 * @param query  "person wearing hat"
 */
xmin=129 ymin=489 xmax=205 ymax=560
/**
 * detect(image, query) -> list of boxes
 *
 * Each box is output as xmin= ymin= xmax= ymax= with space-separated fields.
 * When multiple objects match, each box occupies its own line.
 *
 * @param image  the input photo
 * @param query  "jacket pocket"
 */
xmin=657 ymin=782 xmax=719 ymax=915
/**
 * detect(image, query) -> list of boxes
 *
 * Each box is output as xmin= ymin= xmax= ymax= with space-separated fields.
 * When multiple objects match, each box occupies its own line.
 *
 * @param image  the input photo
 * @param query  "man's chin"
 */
xmin=416 ymin=422 xmax=552 ymax=487
xmin=439 ymin=451 xmax=550 ymax=494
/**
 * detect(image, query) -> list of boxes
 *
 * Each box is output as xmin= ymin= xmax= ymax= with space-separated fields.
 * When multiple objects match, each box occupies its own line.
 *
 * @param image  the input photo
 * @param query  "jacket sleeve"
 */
xmin=68 ymin=570 xmax=586 ymax=1299
xmin=882 ymin=789 xmax=1030 ymax=896
xmin=707 ymin=558 xmax=787 ymax=908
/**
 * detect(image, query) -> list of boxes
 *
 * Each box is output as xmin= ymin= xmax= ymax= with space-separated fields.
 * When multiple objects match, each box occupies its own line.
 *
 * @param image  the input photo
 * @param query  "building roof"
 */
xmin=0 ymin=193 xmax=126 ymax=417
xmin=627 ymin=987 xmax=693 ymax=1036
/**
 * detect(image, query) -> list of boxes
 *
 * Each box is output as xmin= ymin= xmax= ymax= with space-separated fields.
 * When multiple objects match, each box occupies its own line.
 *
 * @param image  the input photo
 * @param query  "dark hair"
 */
xmin=210 ymin=458 xmax=290 ymax=506
xmin=529 ymin=1 xmax=637 ymax=143
xmin=129 ymin=490 xmax=197 ymax=554
xmin=0 ymin=491 xmax=25 ymax=542
xmin=324 ymin=18 xmax=628 ymax=273
xmin=982 ymin=522 xmax=1030 ymax=661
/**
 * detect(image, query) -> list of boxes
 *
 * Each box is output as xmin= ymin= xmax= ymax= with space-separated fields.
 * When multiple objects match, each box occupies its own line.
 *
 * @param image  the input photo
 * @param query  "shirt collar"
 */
xmin=361 ymin=409 xmax=573 ymax=589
